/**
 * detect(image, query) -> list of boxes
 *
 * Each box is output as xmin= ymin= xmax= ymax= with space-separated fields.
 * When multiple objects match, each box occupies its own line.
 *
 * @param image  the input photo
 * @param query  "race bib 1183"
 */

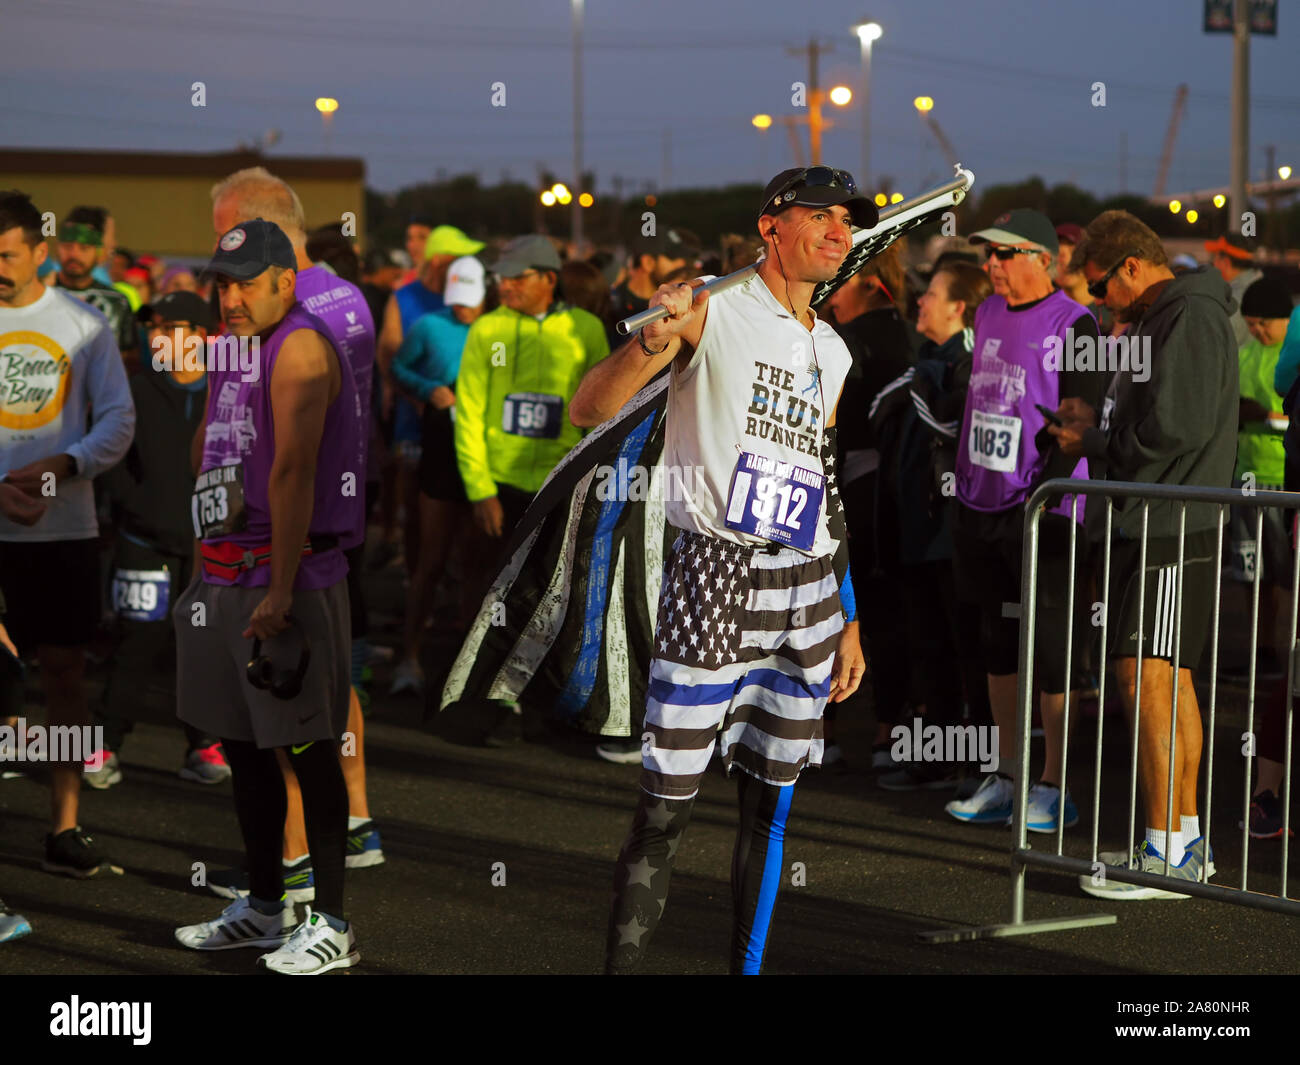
xmin=968 ymin=409 xmax=1022 ymax=473
xmin=723 ymin=451 xmax=824 ymax=552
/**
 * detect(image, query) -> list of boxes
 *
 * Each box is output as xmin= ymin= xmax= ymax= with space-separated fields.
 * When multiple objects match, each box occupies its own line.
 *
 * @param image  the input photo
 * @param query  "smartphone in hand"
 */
xmin=1035 ymin=403 xmax=1063 ymax=427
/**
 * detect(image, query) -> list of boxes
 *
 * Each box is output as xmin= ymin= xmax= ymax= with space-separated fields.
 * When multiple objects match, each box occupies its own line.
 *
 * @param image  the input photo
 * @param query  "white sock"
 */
xmin=348 ymin=815 xmax=369 ymax=830
xmin=1181 ymin=815 xmax=1200 ymax=841
xmin=1145 ymin=828 xmax=1184 ymax=865
xmin=283 ymin=853 xmax=309 ymax=866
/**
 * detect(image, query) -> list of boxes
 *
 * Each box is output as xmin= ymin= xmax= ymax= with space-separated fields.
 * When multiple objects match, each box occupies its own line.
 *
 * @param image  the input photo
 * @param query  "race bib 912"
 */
xmin=723 ymin=451 xmax=824 ymax=552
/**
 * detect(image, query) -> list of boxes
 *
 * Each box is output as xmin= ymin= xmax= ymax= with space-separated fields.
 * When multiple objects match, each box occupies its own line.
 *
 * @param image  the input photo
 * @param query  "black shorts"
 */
xmin=952 ymin=504 xmax=1091 ymax=692
xmin=418 ymin=405 xmax=468 ymax=502
xmin=1107 ymin=528 xmax=1217 ymax=669
xmin=0 ymin=537 xmax=101 ymax=650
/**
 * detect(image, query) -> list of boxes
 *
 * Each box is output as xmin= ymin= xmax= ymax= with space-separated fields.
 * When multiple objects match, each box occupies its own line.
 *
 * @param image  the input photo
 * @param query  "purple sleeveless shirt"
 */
xmin=294 ymin=266 xmax=374 ymax=550
xmin=956 ymin=290 xmax=1089 ymax=518
xmin=199 ymin=303 xmax=359 ymax=589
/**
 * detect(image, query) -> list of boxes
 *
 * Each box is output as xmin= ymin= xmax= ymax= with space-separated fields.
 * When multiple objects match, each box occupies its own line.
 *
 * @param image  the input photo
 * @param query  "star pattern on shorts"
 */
xmin=617 ymin=916 xmax=650 ymax=947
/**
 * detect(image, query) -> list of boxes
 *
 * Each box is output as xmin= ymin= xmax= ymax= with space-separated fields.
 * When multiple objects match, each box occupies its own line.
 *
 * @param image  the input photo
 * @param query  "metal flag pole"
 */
xmin=615 ymin=164 xmax=976 ymax=336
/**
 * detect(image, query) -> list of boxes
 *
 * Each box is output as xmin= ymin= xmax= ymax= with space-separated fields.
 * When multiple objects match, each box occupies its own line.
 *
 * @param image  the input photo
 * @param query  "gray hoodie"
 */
xmin=1082 ymin=267 xmax=1239 ymax=540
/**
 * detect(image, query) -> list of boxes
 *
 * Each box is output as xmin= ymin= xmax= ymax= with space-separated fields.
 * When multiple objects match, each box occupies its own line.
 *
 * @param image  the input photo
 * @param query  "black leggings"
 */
xmin=220 ymin=737 xmax=349 ymax=919
xmin=605 ymin=774 xmax=796 ymax=975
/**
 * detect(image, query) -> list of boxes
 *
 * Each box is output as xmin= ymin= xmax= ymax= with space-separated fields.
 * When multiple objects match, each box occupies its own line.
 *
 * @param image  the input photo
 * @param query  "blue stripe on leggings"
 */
xmin=554 ymin=411 xmax=655 ymax=719
xmin=742 ymin=783 xmax=794 ymax=975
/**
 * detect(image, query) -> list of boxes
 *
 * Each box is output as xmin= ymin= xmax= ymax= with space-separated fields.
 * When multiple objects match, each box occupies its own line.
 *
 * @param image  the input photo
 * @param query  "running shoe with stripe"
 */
xmin=175 ymin=896 xmax=294 ymax=951
xmin=945 ymin=773 xmax=1014 ymax=824
xmin=1079 ymin=840 xmax=1199 ymax=900
xmin=1025 ymin=783 xmax=1079 ymax=833
xmin=0 ymin=901 xmax=32 ymax=944
xmin=83 ymin=750 xmax=122 ymax=790
xmin=1098 ymin=836 xmax=1217 ymax=878
xmin=346 ymin=822 xmax=385 ymax=869
xmin=259 ymin=908 xmax=358 ymax=975
xmin=179 ymin=742 xmax=231 ymax=785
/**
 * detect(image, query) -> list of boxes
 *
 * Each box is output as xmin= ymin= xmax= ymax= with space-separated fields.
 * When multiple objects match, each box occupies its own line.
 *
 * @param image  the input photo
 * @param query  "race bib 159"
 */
xmin=502 ymin=392 xmax=562 ymax=439
xmin=968 ymin=409 xmax=1022 ymax=473
xmin=723 ymin=451 xmax=824 ymax=552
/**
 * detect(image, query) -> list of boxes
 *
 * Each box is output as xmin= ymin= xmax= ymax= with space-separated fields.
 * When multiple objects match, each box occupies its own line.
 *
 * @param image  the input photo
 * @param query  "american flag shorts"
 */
xmin=640 ymin=529 xmax=845 ymax=799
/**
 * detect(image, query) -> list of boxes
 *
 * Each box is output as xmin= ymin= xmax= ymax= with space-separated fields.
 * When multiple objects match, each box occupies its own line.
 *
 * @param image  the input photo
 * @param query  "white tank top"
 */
xmin=662 ymin=273 xmax=852 ymax=558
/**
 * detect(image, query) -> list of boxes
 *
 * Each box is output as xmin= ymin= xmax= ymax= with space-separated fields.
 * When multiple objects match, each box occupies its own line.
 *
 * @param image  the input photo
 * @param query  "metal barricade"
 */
xmin=923 ymin=478 xmax=1300 ymax=943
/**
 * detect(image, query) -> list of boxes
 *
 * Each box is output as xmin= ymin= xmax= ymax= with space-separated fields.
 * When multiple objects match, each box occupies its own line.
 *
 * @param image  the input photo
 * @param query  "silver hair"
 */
xmin=210 ymin=167 xmax=307 ymax=246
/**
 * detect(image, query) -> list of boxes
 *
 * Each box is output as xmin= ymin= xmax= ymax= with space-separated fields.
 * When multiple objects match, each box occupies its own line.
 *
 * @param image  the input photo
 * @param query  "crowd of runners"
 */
xmin=1 ymin=162 xmax=1299 ymax=972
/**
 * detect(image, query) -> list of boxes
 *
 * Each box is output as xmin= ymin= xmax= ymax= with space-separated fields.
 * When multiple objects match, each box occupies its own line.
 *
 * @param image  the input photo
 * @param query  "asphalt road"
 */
xmin=2 ymin=556 xmax=1299 ymax=978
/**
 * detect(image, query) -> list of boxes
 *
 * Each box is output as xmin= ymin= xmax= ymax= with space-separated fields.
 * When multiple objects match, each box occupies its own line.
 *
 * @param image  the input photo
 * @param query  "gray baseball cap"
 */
xmin=492 ymin=235 xmax=562 ymax=278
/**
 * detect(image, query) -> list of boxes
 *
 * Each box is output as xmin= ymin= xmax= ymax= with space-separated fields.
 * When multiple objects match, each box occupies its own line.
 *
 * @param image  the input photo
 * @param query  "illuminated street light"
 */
xmin=578 ymin=192 xmax=594 ymax=207
xmin=1186 ymin=209 xmax=1199 ymax=223
xmin=829 ymin=85 xmax=853 ymax=106
xmin=1280 ymin=165 xmax=1294 ymax=180
xmin=913 ymin=96 xmax=934 ymax=114
xmin=874 ymin=193 xmax=887 ymax=207
xmin=851 ymin=20 xmax=883 ymax=187
xmin=1213 ymin=194 xmax=1227 ymax=208
xmin=889 ymin=192 xmax=904 ymax=203
xmin=314 ymin=98 xmax=338 ymax=115
xmin=1169 ymin=200 xmax=1182 ymax=214
xmin=752 ymin=113 xmax=773 ymax=129
xmin=540 ymin=190 xmax=557 ymax=207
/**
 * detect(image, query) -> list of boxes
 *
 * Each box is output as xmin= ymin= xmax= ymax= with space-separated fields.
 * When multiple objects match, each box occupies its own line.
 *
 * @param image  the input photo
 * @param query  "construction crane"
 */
xmin=1153 ymin=84 xmax=1188 ymax=200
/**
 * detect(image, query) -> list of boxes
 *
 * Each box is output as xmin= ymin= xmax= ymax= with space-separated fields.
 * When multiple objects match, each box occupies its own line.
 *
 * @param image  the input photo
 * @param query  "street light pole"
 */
xmin=852 ymin=21 xmax=882 ymax=189
xmin=571 ymin=0 xmax=584 ymax=249
xmin=1229 ymin=0 xmax=1249 ymax=235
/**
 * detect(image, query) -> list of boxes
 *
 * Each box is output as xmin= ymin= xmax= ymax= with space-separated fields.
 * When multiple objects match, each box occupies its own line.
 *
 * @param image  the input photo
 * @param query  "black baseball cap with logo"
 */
xmin=136 ymin=291 xmax=217 ymax=330
xmin=203 ymin=219 xmax=297 ymax=281
xmin=758 ymin=166 xmax=878 ymax=230
xmin=969 ymin=209 xmax=1059 ymax=254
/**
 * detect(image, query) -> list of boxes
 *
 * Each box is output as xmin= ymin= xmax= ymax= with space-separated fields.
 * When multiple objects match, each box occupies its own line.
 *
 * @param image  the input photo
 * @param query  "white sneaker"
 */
xmin=944 ymin=773 xmax=1014 ymax=824
xmin=175 ymin=896 xmax=293 ymax=951
xmin=259 ymin=908 xmax=359 ymax=975
xmin=389 ymin=660 xmax=425 ymax=696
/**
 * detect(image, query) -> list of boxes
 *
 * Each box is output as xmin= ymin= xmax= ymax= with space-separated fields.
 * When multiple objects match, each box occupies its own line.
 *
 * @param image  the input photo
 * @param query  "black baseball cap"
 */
xmin=633 ymin=227 xmax=701 ymax=261
xmin=136 ymin=291 xmax=217 ymax=330
xmin=758 ymin=167 xmax=878 ymax=230
xmin=970 ymin=209 xmax=1059 ymax=254
xmin=204 ymin=219 xmax=297 ymax=281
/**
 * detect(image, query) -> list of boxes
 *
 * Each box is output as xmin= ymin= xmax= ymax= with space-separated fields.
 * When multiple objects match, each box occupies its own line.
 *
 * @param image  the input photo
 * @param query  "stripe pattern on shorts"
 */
xmin=642 ymin=530 xmax=844 ymax=799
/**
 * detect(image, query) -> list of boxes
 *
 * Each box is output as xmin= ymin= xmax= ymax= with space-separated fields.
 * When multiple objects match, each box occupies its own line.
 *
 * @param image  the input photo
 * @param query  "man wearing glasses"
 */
xmin=570 ymin=166 xmax=870 ymax=974
xmin=945 ymin=209 xmax=1108 ymax=835
xmin=1049 ymin=210 xmax=1238 ymax=897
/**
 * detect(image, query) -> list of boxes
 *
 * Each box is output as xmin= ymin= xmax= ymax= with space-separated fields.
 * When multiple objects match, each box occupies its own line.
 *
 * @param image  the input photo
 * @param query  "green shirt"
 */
xmin=1236 ymin=337 xmax=1286 ymax=486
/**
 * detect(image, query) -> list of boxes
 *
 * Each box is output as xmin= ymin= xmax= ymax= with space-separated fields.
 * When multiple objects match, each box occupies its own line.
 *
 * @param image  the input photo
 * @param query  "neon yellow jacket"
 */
xmin=454 ymin=302 xmax=609 ymax=500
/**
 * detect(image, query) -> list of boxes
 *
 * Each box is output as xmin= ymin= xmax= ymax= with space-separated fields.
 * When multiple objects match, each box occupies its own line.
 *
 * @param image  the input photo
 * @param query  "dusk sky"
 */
xmin=6 ymin=0 xmax=1298 ymax=203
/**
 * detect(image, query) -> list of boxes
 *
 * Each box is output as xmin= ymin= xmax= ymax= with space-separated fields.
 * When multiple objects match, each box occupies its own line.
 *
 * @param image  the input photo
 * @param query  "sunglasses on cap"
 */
xmin=769 ymin=166 xmax=859 ymax=207
xmin=984 ymin=245 xmax=1041 ymax=263
xmin=1087 ymin=249 xmax=1140 ymax=301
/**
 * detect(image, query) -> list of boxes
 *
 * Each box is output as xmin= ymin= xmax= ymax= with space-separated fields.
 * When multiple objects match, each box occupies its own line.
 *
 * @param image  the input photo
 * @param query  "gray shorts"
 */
xmin=173 ymin=577 xmax=351 ymax=750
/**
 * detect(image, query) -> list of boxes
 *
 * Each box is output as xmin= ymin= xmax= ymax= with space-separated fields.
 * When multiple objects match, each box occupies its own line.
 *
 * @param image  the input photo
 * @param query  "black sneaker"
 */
xmin=42 ymin=827 xmax=123 ymax=878
xmin=1247 ymin=789 xmax=1293 ymax=839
